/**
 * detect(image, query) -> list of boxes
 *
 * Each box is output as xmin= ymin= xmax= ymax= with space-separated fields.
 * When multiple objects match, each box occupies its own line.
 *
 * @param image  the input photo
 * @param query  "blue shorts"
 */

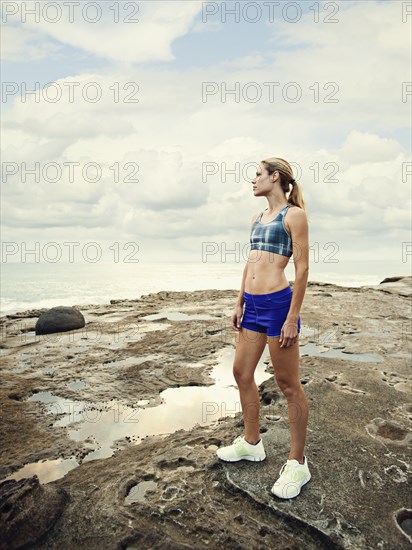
xmin=240 ymin=285 xmax=301 ymax=338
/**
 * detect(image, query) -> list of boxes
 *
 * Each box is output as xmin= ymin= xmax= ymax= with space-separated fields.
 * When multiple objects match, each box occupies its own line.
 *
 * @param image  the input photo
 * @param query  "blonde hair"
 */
xmin=261 ymin=156 xmax=305 ymax=210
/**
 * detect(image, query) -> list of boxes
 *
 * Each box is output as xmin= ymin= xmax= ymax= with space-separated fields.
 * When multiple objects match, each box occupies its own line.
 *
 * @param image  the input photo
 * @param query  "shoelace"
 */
xmin=279 ymin=461 xmax=301 ymax=477
xmin=278 ymin=461 xmax=308 ymax=484
xmin=279 ymin=462 xmax=289 ymax=476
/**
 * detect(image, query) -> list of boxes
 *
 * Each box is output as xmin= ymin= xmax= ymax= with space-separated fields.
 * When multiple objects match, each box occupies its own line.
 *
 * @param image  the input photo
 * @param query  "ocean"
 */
xmin=0 ymin=260 xmax=410 ymax=317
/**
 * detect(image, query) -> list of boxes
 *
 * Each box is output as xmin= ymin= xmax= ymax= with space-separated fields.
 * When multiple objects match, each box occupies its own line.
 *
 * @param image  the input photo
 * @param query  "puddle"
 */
xmin=125 ymin=480 xmax=158 ymax=504
xmin=400 ymin=516 xmax=412 ymax=535
xmin=1 ymin=346 xmax=272 ymax=485
xmin=1 ymin=457 xmax=79 ymax=485
xmin=3 ymin=331 xmax=151 ymax=376
xmin=394 ymin=508 xmax=412 ymax=542
xmin=300 ymin=342 xmax=383 ymax=362
xmin=67 ymin=380 xmax=87 ymax=390
xmin=141 ymin=311 xmax=217 ymax=321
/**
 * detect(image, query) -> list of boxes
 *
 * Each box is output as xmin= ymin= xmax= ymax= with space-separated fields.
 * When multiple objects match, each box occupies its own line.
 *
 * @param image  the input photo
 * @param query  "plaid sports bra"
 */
xmin=250 ymin=204 xmax=293 ymax=257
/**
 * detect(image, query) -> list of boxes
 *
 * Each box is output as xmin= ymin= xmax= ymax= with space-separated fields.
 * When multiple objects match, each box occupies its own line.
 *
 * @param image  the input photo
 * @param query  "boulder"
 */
xmin=35 ymin=306 xmax=85 ymax=335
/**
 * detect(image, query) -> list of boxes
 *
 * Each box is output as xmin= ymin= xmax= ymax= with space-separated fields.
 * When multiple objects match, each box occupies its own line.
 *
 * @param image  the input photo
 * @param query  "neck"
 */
xmin=266 ymin=199 xmax=288 ymax=212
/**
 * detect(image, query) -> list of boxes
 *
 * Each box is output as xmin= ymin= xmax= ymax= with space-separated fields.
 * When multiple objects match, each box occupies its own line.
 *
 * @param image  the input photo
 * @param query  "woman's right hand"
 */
xmin=231 ymin=303 xmax=244 ymax=331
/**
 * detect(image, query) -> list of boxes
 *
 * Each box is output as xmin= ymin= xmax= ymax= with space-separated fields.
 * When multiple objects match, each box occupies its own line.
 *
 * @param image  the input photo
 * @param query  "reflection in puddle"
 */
xmin=394 ymin=508 xmax=412 ymax=542
xmin=1 ymin=347 xmax=271 ymax=485
xmin=67 ymin=380 xmax=87 ymax=390
xmin=125 ymin=480 xmax=158 ymax=504
xmin=2 ymin=457 xmax=79 ymax=484
xmin=300 ymin=342 xmax=383 ymax=362
xmin=401 ymin=516 xmax=412 ymax=536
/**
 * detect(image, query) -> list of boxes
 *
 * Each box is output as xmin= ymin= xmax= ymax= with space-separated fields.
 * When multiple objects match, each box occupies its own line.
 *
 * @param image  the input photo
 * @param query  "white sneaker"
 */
xmin=216 ymin=435 xmax=266 ymax=462
xmin=271 ymin=456 xmax=311 ymax=498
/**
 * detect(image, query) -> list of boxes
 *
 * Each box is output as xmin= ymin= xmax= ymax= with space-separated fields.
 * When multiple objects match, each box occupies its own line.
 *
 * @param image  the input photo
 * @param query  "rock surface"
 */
xmin=0 ymin=277 xmax=411 ymax=549
xmin=0 ymin=476 xmax=67 ymax=550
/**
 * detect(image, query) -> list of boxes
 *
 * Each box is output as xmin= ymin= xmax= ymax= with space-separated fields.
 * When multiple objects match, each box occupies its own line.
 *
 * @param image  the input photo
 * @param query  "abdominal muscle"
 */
xmin=244 ymin=250 xmax=290 ymax=294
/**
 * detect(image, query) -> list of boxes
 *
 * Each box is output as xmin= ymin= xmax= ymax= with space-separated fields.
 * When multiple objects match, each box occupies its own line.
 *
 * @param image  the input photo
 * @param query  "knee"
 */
xmin=275 ymin=375 xmax=301 ymax=399
xmin=233 ymin=363 xmax=253 ymax=386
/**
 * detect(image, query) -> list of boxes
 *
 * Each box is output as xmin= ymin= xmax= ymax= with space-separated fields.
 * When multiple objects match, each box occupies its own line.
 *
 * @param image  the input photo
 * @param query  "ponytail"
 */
xmin=287 ymin=180 xmax=305 ymax=210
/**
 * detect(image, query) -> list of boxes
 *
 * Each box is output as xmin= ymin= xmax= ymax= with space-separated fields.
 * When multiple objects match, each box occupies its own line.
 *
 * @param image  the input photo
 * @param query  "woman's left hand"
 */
xmin=279 ymin=320 xmax=299 ymax=348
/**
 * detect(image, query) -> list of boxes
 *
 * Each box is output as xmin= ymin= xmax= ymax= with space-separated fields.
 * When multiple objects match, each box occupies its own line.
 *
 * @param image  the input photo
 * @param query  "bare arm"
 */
xmin=285 ymin=207 xmax=309 ymax=323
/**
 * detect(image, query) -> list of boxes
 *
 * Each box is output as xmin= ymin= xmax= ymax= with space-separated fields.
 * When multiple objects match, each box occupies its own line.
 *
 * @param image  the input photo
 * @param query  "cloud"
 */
xmin=264 ymin=1 xmax=409 ymax=129
xmin=338 ymin=131 xmax=403 ymax=164
xmin=1 ymin=0 xmax=410 ymax=264
xmin=1 ymin=1 xmax=203 ymax=64
xmin=383 ymin=206 xmax=412 ymax=229
xmin=218 ymin=54 xmax=266 ymax=70
xmin=1 ymin=25 xmax=62 ymax=61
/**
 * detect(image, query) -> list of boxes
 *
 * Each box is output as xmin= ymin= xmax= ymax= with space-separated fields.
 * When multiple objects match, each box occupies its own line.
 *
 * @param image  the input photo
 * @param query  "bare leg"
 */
xmin=233 ymin=328 xmax=267 ymax=444
xmin=267 ymin=335 xmax=308 ymax=462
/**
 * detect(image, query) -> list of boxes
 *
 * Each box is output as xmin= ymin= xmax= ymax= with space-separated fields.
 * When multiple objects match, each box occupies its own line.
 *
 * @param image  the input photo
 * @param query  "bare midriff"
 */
xmin=245 ymin=249 xmax=290 ymax=294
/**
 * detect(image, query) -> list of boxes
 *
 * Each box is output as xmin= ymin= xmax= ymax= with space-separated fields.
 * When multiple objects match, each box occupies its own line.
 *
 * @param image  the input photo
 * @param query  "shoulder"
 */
xmin=286 ymin=205 xmax=306 ymax=218
xmin=284 ymin=205 xmax=308 ymax=231
xmin=251 ymin=211 xmax=261 ymax=225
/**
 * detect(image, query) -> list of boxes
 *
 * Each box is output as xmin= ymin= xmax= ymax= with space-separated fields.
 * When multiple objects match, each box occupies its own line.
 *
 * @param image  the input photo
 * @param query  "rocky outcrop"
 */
xmin=0 ymin=278 xmax=410 ymax=549
xmin=0 ymin=476 xmax=67 ymax=550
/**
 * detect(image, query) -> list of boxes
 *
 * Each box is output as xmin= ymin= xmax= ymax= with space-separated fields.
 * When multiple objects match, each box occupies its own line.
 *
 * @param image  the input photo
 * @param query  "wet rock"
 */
xmin=394 ymin=508 xmax=412 ymax=543
xmin=0 ymin=281 xmax=411 ymax=549
xmin=35 ymin=306 xmax=85 ymax=335
xmin=0 ymin=475 xmax=67 ymax=550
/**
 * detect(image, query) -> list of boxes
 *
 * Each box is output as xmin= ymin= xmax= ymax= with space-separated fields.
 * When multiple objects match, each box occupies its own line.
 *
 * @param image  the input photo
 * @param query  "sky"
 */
xmin=1 ymin=0 xmax=411 ymax=271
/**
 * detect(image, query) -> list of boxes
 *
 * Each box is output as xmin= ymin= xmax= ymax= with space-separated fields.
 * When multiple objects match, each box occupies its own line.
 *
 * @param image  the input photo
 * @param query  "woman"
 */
xmin=216 ymin=157 xmax=310 ymax=499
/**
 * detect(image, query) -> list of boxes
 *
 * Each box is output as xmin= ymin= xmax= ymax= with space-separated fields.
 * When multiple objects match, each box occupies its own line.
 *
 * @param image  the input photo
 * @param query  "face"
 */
xmin=252 ymin=163 xmax=277 ymax=195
